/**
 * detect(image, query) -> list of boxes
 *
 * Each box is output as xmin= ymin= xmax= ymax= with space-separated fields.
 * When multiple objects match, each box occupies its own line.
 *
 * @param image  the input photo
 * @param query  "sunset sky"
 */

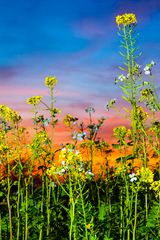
xmin=0 ymin=0 xmax=160 ymax=143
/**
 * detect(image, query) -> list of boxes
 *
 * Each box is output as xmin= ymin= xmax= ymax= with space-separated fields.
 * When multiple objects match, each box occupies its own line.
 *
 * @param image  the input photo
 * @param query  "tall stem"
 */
xmin=25 ymin=179 xmax=28 ymax=240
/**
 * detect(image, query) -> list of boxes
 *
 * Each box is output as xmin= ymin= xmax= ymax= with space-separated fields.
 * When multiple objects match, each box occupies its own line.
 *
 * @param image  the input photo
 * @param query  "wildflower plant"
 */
xmin=0 ymin=12 xmax=160 ymax=240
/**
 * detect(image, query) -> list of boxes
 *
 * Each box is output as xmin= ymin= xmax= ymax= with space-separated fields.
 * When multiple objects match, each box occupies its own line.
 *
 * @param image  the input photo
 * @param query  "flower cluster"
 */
xmin=116 ymin=13 xmax=137 ymax=27
xmin=115 ymin=163 xmax=130 ymax=176
xmin=51 ymin=108 xmax=61 ymax=118
xmin=72 ymin=131 xmax=87 ymax=141
xmin=136 ymin=167 xmax=154 ymax=184
xmin=31 ymin=131 xmax=50 ymax=148
xmin=140 ymin=88 xmax=153 ymax=100
xmin=59 ymin=146 xmax=82 ymax=165
xmin=150 ymin=180 xmax=160 ymax=198
xmin=144 ymin=61 xmax=155 ymax=75
xmin=26 ymin=96 xmax=42 ymax=105
xmin=150 ymin=121 xmax=160 ymax=136
xmin=113 ymin=126 xmax=128 ymax=140
xmin=10 ymin=110 xmax=22 ymax=124
xmin=134 ymin=106 xmax=148 ymax=124
xmin=0 ymin=105 xmax=21 ymax=124
xmin=85 ymin=107 xmax=95 ymax=114
xmin=45 ymin=76 xmax=58 ymax=88
xmin=63 ymin=114 xmax=78 ymax=127
xmin=106 ymin=98 xmax=116 ymax=111
xmin=129 ymin=173 xmax=137 ymax=182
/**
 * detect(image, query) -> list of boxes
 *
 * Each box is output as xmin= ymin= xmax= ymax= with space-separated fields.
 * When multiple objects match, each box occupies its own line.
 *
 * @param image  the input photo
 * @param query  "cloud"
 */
xmin=73 ymin=18 xmax=106 ymax=39
xmin=0 ymin=65 xmax=17 ymax=82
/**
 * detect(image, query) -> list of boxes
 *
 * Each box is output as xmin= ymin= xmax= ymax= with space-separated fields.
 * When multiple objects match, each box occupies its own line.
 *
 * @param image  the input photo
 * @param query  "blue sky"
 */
xmin=0 ymin=0 xmax=160 ymax=127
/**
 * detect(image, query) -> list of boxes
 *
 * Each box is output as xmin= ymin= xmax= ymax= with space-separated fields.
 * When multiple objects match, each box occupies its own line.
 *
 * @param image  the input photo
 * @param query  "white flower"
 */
xmin=61 ymin=161 xmax=66 ymax=166
xmin=118 ymin=74 xmax=126 ymax=82
xmin=85 ymin=107 xmax=95 ymax=113
xmin=85 ymin=170 xmax=94 ymax=177
xmin=144 ymin=66 xmax=151 ymax=75
xmin=151 ymin=60 xmax=155 ymax=66
xmin=129 ymin=173 xmax=137 ymax=182
xmin=144 ymin=70 xmax=150 ymax=75
xmin=75 ymin=150 xmax=80 ymax=155
xmin=127 ymin=73 xmax=130 ymax=78
xmin=144 ymin=66 xmax=150 ymax=71
xmin=77 ymin=132 xmax=86 ymax=141
xmin=130 ymin=177 xmax=137 ymax=182
xmin=129 ymin=173 xmax=136 ymax=178
xmin=135 ymin=63 xmax=141 ymax=69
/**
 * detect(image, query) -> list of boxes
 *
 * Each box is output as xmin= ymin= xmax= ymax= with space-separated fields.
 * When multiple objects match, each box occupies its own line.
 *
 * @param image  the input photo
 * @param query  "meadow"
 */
xmin=0 ymin=13 xmax=160 ymax=240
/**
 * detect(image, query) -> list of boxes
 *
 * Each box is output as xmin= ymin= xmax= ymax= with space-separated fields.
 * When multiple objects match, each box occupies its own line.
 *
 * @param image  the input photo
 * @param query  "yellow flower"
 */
xmin=150 ymin=181 xmax=160 ymax=198
xmin=116 ymin=13 xmax=137 ymax=27
xmin=136 ymin=106 xmax=148 ymax=123
xmin=137 ymin=167 xmax=154 ymax=184
xmin=86 ymin=223 xmax=92 ymax=230
xmin=0 ymin=105 xmax=12 ymax=121
xmin=10 ymin=110 xmax=22 ymax=124
xmin=46 ymin=165 xmax=57 ymax=176
xmin=115 ymin=163 xmax=129 ymax=176
xmin=113 ymin=126 xmax=127 ymax=139
xmin=63 ymin=114 xmax=76 ymax=127
xmin=45 ymin=76 xmax=58 ymax=88
xmin=26 ymin=96 xmax=42 ymax=105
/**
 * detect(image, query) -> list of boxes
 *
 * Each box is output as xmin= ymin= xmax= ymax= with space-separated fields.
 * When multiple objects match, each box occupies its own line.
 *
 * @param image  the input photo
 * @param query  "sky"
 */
xmin=0 ymin=0 xmax=160 ymax=143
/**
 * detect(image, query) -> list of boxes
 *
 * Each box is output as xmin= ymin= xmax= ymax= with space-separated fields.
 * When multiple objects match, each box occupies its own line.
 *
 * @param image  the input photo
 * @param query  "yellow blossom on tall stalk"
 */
xmin=26 ymin=96 xmax=42 ymax=105
xmin=59 ymin=147 xmax=82 ymax=165
xmin=137 ymin=167 xmax=154 ymax=184
xmin=45 ymin=76 xmax=57 ymax=88
xmin=136 ymin=106 xmax=148 ymax=122
xmin=63 ymin=114 xmax=76 ymax=127
xmin=113 ymin=126 xmax=127 ymax=139
xmin=10 ymin=110 xmax=22 ymax=124
xmin=0 ymin=105 xmax=12 ymax=121
xmin=116 ymin=13 xmax=137 ymax=27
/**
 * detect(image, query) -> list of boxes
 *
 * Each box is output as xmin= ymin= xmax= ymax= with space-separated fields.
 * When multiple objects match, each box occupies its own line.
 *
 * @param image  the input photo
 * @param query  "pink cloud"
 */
xmin=73 ymin=18 xmax=106 ymax=38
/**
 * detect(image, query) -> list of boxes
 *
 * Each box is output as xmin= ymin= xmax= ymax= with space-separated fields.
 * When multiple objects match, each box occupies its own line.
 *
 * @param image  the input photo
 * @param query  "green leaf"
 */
xmin=119 ymin=66 xmax=126 ymax=71
xmin=122 ymin=96 xmax=130 ymax=102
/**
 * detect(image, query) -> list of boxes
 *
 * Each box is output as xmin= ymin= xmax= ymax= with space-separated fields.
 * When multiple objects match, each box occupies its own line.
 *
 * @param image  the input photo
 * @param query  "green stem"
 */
xmin=39 ymin=172 xmax=44 ymax=240
xmin=25 ymin=179 xmax=28 ymax=240
xmin=7 ymin=161 xmax=12 ymax=240
xmin=46 ymin=177 xmax=51 ymax=237
xmin=78 ymin=179 xmax=88 ymax=239
xmin=145 ymin=188 xmax=148 ymax=240
xmin=133 ymin=190 xmax=138 ymax=240
xmin=17 ymin=173 xmax=21 ymax=240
